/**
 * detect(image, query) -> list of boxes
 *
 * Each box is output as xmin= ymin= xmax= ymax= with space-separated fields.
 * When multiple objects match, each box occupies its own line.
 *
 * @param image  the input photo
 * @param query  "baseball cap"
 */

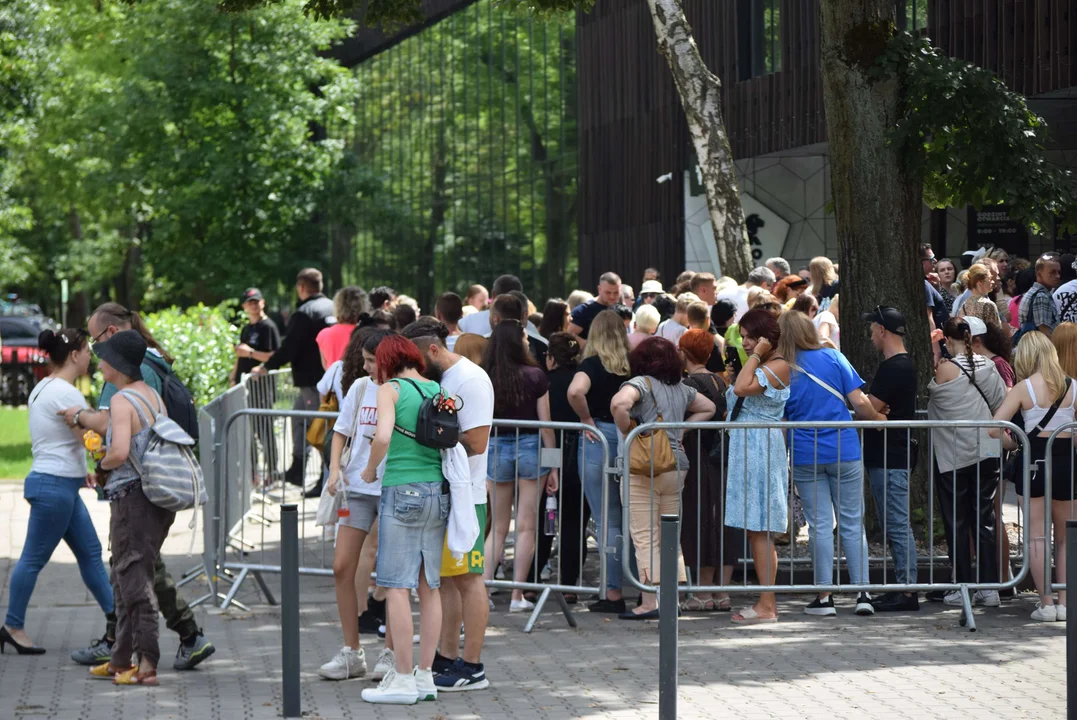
xmin=963 ymin=316 xmax=988 ymax=337
xmin=640 ymin=280 xmax=664 ymax=295
xmin=241 ymin=288 xmax=264 ymax=304
xmin=861 ymin=306 xmax=906 ymax=335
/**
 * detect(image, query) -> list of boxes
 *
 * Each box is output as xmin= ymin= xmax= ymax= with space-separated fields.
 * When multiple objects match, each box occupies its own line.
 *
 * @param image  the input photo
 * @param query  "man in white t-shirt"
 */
xmin=401 ymin=318 xmax=494 ymax=692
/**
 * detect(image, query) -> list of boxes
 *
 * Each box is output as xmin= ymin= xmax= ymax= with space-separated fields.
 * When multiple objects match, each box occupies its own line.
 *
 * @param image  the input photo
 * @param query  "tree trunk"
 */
xmin=645 ymin=0 xmax=752 ymax=281
xmin=818 ymin=3 xmax=934 ymax=528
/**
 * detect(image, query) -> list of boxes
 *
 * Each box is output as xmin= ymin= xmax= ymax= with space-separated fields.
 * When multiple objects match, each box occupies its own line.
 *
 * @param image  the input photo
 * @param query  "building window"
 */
xmin=737 ymin=0 xmax=781 ymax=80
xmin=895 ymin=0 xmax=929 ymax=33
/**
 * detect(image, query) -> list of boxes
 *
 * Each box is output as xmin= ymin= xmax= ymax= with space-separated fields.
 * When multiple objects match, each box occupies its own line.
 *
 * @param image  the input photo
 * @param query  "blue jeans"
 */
xmin=5 ymin=472 xmax=113 ymax=629
xmin=792 ymin=462 xmax=870 ymax=588
xmin=578 ymin=420 xmax=622 ymax=591
xmin=376 ymin=482 xmax=449 ymax=590
xmin=866 ymin=467 xmax=918 ymax=586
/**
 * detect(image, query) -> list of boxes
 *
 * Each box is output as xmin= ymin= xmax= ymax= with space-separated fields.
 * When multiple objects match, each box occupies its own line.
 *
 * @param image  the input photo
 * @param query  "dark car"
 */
xmin=1 ymin=315 xmax=55 ymax=405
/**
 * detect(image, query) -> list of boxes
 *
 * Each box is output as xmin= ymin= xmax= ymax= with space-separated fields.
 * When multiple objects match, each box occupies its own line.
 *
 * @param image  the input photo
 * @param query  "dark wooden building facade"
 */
xmin=576 ymin=0 xmax=1077 ymax=286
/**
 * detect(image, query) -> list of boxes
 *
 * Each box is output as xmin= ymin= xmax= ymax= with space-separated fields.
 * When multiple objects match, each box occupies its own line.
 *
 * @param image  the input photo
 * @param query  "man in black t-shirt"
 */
xmin=234 ymin=287 xmax=282 ymax=480
xmin=233 ymin=287 xmax=281 ymax=383
xmin=861 ymin=306 xmax=920 ymax=612
xmin=568 ymin=271 xmax=622 ymax=341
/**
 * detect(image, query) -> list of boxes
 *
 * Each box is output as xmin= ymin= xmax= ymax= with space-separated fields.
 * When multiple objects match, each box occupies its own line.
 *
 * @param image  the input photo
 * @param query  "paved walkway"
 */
xmin=0 ymin=484 xmax=1068 ymax=719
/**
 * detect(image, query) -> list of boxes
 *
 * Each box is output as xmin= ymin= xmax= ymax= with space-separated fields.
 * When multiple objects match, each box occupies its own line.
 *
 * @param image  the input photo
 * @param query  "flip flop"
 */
xmin=731 ymin=607 xmax=778 ymax=625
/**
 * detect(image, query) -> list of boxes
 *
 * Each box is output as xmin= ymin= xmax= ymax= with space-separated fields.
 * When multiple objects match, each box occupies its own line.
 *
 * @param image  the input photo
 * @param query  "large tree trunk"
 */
xmin=819 ymin=3 xmax=934 ymax=529
xmin=645 ymin=0 xmax=752 ymax=281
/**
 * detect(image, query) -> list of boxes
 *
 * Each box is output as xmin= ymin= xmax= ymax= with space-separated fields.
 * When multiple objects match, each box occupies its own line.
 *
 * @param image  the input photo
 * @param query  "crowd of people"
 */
xmin=4 ymin=248 xmax=1077 ymax=703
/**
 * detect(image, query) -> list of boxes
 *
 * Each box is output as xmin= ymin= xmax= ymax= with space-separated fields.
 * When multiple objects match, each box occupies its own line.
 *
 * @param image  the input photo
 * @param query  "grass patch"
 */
xmin=0 ymin=407 xmax=32 ymax=481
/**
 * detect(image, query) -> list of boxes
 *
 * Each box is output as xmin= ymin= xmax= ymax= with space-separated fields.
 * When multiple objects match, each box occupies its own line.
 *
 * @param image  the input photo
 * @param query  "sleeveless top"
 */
xmin=1023 ymin=378 xmax=1077 ymax=435
xmin=104 ymin=388 xmax=162 ymax=500
xmin=382 ymin=377 xmax=443 ymax=488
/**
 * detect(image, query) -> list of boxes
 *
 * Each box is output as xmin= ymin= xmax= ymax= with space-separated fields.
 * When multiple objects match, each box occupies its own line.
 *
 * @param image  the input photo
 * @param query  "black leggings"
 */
xmin=935 ymin=459 xmax=1000 ymax=585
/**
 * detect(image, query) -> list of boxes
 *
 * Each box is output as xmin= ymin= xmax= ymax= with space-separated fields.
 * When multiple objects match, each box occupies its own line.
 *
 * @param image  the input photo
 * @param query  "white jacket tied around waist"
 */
xmin=442 ymin=443 xmax=479 ymax=558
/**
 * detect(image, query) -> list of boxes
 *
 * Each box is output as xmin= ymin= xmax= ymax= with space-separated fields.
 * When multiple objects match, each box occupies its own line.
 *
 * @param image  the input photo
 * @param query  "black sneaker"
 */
xmin=358 ymin=599 xmax=384 ymax=634
xmin=870 ymin=591 xmax=899 ymax=606
xmin=283 ymin=464 xmax=304 ymax=487
xmin=875 ymin=593 xmax=920 ymax=612
xmin=432 ymin=651 xmax=456 ymax=675
xmin=804 ymin=595 xmax=837 ymax=616
xmin=925 ymin=590 xmax=946 ymax=602
xmin=433 ymin=658 xmax=490 ymax=692
xmin=854 ymin=593 xmax=875 ymax=616
xmin=588 ymin=598 xmax=627 ymax=614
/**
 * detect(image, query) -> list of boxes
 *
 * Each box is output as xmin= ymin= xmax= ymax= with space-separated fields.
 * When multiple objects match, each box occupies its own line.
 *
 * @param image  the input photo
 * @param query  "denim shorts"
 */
xmin=338 ymin=491 xmax=379 ymax=533
xmin=487 ymin=432 xmax=543 ymax=482
xmin=375 ymin=482 xmax=449 ymax=590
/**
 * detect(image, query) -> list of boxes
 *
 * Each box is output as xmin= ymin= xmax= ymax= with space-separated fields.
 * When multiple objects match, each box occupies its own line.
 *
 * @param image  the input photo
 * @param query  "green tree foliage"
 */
xmin=880 ymin=32 xmax=1077 ymax=233
xmin=144 ymin=303 xmax=242 ymax=404
xmin=9 ymin=0 xmax=360 ymax=311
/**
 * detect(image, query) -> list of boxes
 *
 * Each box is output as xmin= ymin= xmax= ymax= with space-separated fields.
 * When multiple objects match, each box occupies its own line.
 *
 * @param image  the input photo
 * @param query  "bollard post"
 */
xmin=1068 ymin=520 xmax=1077 ymax=720
xmin=659 ymin=514 xmax=679 ymax=720
xmin=281 ymin=504 xmax=301 ymax=718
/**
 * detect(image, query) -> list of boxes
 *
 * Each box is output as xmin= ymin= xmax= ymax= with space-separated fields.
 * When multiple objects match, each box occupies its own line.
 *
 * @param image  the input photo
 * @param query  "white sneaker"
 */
xmin=318 ymin=646 xmax=367 ymax=680
xmin=361 ymin=668 xmax=418 ymax=704
xmin=1031 ymin=604 xmax=1058 ymax=622
xmin=1057 ymin=605 xmax=1067 ymax=621
xmin=488 ymin=597 xmax=495 ymax=611
xmin=974 ymin=590 xmax=1000 ymax=607
xmin=371 ymin=648 xmax=395 ymax=681
xmin=414 ymin=667 xmax=437 ymax=701
xmin=509 ymin=598 xmax=535 ymax=613
xmin=943 ymin=590 xmax=965 ymax=607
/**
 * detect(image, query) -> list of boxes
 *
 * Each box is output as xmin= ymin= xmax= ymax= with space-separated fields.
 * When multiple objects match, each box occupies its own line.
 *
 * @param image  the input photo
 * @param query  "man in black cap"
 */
xmin=234 ymin=288 xmax=282 ymax=483
xmin=233 ymin=288 xmax=280 ymax=384
xmin=861 ymin=306 xmax=919 ymax=612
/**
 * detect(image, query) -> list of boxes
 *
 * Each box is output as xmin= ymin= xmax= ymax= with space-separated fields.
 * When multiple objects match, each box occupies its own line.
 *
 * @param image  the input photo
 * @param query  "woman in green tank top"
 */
xmin=360 ymin=335 xmax=448 ymax=704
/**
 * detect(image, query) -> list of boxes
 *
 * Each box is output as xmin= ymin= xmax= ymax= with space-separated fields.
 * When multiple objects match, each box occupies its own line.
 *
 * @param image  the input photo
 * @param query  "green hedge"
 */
xmin=145 ymin=303 xmax=241 ymax=406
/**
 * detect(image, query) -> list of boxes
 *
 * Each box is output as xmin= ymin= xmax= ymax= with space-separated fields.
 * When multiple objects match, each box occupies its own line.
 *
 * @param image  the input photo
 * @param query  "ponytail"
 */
xmin=963 ymin=326 xmax=976 ymax=385
xmin=92 ymin=302 xmax=174 ymax=365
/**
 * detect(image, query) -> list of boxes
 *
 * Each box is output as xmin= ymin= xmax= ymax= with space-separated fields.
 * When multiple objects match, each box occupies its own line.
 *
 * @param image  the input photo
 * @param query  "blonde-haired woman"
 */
xmin=629 ymin=304 xmax=660 ymax=349
xmin=567 ymin=290 xmax=594 ymax=311
xmin=567 ymin=310 xmax=631 ymax=612
xmin=958 ymin=264 xmax=1002 ymax=327
xmin=992 ymin=331 xmax=1077 ymax=621
xmin=809 ymin=256 xmax=839 ymax=311
xmin=1053 ymin=323 xmax=1077 ymax=378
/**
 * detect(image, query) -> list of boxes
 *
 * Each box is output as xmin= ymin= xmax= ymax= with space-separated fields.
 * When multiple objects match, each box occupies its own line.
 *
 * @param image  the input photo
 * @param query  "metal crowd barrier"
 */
xmin=207 ymin=407 xmax=612 ymax=633
xmin=621 ymin=419 xmax=1032 ymax=632
xmin=1041 ymin=423 xmax=1077 ymax=600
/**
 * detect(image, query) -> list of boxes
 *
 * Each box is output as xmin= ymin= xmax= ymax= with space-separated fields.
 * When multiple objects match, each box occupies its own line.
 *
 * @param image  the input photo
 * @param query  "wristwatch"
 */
xmin=72 ymin=409 xmax=83 ymax=428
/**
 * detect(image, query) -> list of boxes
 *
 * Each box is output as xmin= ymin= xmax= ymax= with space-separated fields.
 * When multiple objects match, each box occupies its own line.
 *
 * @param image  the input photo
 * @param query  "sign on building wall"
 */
xmin=966 ymin=205 xmax=1028 ymax=257
xmin=684 ymin=171 xmax=790 ymax=276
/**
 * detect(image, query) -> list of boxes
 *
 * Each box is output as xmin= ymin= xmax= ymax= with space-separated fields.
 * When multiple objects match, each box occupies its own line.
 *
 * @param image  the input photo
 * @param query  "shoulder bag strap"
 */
xmin=118 ymin=388 xmax=158 ymax=427
xmin=1034 ymin=378 xmax=1073 ymax=434
xmin=643 ymin=376 xmax=664 ymax=422
xmin=953 ymin=361 xmax=994 ymax=414
xmin=391 ymin=377 xmax=427 ymax=439
xmin=27 ymin=377 xmax=55 ymax=409
xmin=789 ymin=363 xmax=849 ymax=408
xmin=728 ymin=396 xmax=746 ymax=422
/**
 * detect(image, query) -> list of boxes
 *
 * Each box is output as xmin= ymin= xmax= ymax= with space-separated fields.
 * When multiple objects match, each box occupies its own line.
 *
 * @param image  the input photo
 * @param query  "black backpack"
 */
xmin=145 ymin=361 xmax=199 ymax=441
xmin=392 ymin=378 xmax=460 ymax=450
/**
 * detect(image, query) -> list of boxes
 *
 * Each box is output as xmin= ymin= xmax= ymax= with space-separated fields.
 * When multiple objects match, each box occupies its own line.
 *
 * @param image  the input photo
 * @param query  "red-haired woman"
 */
xmin=610 ymin=337 xmax=716 ymax=619
xmin=360 ymin=334 xmax=446 ymax=705
xmin=678 ymin=329 xmax=740 ymax=612
xmin=725 ymin=309 xmax=791 ymax=624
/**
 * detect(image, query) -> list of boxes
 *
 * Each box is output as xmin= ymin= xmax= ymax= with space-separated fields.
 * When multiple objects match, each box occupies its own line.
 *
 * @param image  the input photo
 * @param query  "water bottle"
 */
xmin=337 ymin=486 xmax=351 ymax=519
xmin=544 ymin=495 xmax=558 ymax=536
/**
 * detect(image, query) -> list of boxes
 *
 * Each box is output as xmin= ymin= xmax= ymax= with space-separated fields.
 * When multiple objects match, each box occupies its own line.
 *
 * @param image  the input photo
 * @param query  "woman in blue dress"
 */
xmin=725 ymin=309 xmax=790 ymax=624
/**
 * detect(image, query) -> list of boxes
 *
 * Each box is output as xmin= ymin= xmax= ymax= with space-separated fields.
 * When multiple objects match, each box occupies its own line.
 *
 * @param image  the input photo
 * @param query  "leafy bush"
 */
xmin=144 ymin=303 xmax=240 ymax=406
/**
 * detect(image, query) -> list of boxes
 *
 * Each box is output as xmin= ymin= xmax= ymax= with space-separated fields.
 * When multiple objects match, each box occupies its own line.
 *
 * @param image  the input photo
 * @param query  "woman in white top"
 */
xmin=318 ymin=327 xmax=391 ymax=680
xmin=1 ymin=329 xmax=112 ymax=655
xmin=813 ymin=294 xmax=840 ymax=350
xmin=992 ymin=331 xmax=1077 ymax=621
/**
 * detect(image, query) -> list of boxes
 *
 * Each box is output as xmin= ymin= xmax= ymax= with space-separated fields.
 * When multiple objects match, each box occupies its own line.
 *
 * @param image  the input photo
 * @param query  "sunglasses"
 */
xmin=91 ymin=326 xmax=111 ymax=344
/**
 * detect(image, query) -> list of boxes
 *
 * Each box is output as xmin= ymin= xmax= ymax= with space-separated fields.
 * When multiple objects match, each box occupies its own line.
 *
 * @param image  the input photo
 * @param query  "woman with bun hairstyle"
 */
xmin=1 ymin=329 xmax=112 ymax=656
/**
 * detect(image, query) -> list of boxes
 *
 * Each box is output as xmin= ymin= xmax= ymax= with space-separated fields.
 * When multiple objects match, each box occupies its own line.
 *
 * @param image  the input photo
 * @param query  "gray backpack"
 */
xmin=121 ymin=389 xmax=207 ymax=512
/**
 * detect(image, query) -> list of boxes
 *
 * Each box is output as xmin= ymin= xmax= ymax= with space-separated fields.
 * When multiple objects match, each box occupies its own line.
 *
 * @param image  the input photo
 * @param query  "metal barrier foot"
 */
xmin=553 ymin=590 xmax=578 ymax=629
xmin=220 ymin=567 xmax=250 ymax=610
xmin=958 ymin=585 xmax=977 ymax=632
xmin=254 ymin=570 xmax=278 ymax=606
xmin=175 ymin=564 xmax=206 ymax=590
xmin=523 ymin=587 xmax=551 ymax=633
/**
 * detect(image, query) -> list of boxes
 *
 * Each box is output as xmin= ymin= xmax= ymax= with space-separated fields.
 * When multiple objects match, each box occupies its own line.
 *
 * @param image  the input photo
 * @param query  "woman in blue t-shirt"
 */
xmin=777 ymin=311 xmax=886 ymax=618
